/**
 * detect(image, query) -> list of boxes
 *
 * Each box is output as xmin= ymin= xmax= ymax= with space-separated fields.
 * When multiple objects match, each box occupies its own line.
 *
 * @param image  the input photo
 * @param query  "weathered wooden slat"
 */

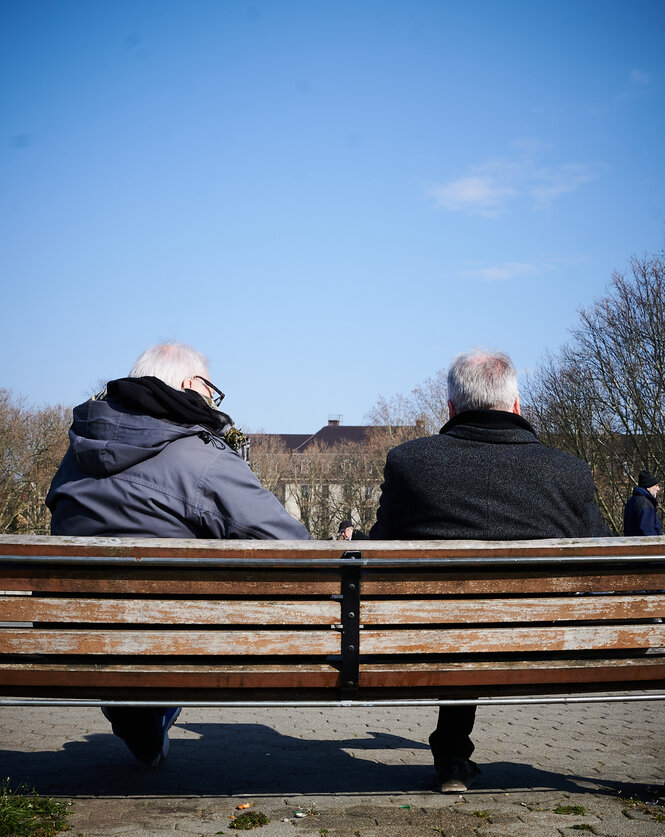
xmin=360 ymin=595 xmax=665 ymax=624
xmin=0 ymin=657 xmax=663 ymax=692
xmin=3 ymin=533 xmax=665 ymax=560
xmin=0 ymin=662 xmax=341 ymax=689
xmin=4 ymin=568 xmax=663 ymax=596
xmin=361 ymin=571 xmax=665 ymax=595
xmin=0 ymin=597 xmax=340 ymax=625
xmin=357 ymin=658 xmax=665 ymax=689
xmin=0 ymin=629 xmax=340 ymax=656
xmin=360 ymin=624 xmax=665 ymax=654
xmin=0 ymin=569 xmax=340 ymax=596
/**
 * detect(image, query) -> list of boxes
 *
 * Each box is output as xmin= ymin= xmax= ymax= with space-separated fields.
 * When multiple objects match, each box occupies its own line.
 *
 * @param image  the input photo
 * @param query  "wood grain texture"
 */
xmin=360 ymin=595 xmax=665 ymax=623
xmin=360 ymin=624 xmax=665 ymax=654
xmin=0 ymin=597 xmax=340 ymax=625
xmin=0 ymin=628 xmax=340 ymax=655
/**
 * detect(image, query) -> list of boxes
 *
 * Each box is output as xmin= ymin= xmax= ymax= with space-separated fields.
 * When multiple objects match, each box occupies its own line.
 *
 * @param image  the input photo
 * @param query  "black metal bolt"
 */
xmin=348 ymin=611 xmax=355 ymax=618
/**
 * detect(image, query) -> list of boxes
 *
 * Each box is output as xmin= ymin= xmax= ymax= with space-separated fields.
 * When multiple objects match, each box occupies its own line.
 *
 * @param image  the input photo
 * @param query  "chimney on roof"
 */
xmin=328 ymin=414 xmax=342 ymax=427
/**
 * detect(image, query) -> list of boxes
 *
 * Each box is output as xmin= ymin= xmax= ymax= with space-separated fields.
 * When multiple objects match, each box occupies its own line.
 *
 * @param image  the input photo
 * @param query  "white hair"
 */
xmin=447 ymin=348 xmax=519 ymax=413
xmin=129 ymin=342 xmax=209 ymax=390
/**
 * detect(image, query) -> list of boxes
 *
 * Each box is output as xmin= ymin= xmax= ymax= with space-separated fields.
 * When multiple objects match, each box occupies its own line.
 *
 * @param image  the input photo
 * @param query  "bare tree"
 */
xmin=248 ymin=434 xmax=291 ymax=499
xmin=366 ymin=370 xmax=447 ymax=435
xmin=525 ymin=252 xmax=665 ymax=533
xmin=0 ymin=390 xmax=71 ymax=534
xmin=284 ymin=442 xmax=338 ymax=539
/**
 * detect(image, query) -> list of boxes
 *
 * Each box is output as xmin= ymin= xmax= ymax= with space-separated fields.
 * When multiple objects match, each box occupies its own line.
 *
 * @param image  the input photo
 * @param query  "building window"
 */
xmin=301 ymin=485 xmax=309 ymax=498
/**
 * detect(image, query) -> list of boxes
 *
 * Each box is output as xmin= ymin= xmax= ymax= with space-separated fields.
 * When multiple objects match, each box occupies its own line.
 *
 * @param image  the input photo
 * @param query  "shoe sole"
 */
xmin=438 ymin=779 xmax=471 ymax=793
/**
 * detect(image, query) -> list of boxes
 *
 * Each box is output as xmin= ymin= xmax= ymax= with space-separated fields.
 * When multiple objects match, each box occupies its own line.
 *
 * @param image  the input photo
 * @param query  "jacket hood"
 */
xmin=69 ymin=398 xmax=202 ymax=477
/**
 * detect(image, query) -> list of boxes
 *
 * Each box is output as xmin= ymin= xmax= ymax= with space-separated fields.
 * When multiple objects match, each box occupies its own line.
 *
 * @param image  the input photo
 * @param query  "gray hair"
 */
xmin=129 ymin=342 xmax=209 ymax=390
xmin=447 ymin=348 xmax=519 ymax=413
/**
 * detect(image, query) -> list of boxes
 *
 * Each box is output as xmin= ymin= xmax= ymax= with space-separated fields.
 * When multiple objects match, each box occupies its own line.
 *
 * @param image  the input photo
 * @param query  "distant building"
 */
xmin=250 ymin=418 xmax=426 ymax=537
xmin=254 ymin=417 xmax=374 ymax=453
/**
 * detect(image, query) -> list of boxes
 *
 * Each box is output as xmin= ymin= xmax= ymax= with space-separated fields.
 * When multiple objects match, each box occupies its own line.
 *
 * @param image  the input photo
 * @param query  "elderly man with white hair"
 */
xmin=47 ymin=341 xmax=310 ymax=766
xmin=370 ymin=348 xmax=610 ymax=793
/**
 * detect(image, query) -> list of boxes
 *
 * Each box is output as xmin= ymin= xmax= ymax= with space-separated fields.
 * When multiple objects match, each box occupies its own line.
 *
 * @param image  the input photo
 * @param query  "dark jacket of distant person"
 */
xmin=624 ymin=485 xmax=662 ymax=536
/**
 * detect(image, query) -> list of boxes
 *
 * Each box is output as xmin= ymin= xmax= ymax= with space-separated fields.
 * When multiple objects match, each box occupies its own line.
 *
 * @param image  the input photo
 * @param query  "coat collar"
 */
xmin=633 ymin=485 xmax=658 ymax=505
xmin=439 ymin=409 xmax=539 ymax=438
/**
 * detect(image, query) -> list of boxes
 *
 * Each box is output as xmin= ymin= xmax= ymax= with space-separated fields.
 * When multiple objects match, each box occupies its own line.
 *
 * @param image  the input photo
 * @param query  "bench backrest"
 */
xmin=1 ymin=535 xmax=664 ymax=704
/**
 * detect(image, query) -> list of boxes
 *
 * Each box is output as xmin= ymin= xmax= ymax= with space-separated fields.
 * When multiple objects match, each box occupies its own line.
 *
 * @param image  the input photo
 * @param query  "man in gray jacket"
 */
xmin=370 ymin=348 xmax=610 ymax=792
xmin=47 ymin=341 xmax=310 ymax=766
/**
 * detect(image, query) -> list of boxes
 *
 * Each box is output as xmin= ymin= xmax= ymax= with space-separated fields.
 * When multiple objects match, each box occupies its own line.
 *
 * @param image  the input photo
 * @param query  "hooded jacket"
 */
xmin=47 ymin=382 xmax=310 ymax=540
xmin=370 ymin=410 xmax=610 ymax=540
xmin=623 ymin=486 xmax=662 ymax=536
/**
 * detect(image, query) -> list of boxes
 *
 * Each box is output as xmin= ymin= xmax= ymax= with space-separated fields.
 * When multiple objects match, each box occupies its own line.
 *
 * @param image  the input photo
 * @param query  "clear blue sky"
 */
xmin=2 ymin=0 xmax=664 ymax=432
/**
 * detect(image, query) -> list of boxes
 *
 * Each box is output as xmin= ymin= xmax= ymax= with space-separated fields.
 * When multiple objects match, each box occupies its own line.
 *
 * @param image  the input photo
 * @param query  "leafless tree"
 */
xmin=248 ymin=434 xmax=291 ymax=500
xmin=525 ymin=252 xmax=665 ymax=533
xmin=0 ymin=389 xmax=71 ymax=534
xmin=366 ymin=369 xmax=447 ymax=435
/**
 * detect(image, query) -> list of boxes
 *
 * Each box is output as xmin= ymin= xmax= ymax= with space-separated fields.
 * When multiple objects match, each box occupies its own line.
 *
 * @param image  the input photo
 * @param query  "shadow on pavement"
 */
xmin=1 ymin=720 xmax=656 ymax=801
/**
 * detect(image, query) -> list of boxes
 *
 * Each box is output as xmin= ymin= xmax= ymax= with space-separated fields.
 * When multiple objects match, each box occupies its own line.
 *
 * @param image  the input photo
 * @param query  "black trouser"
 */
xmin=428 ymin=705 xmax=476 ymax=761
xmin=103 ymin=707 xmax=171 ymax=764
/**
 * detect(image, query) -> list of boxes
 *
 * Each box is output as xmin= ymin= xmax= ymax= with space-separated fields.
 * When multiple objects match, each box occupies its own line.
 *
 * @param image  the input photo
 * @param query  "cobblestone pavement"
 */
xmin=1 ymin=696 xmax=664 ymax=836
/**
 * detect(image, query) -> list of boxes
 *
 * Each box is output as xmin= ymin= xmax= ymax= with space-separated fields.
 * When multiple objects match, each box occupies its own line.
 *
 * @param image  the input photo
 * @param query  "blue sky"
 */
xmin=2 ymin=0 xmax=664 ymax=432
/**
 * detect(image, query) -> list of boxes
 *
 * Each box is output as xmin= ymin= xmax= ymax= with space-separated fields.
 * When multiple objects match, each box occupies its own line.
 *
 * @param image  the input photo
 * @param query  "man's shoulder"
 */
xmin=535 ymin=443 xmax=592 ymax=469
xmin=626 ymin=492 xmax=652 ymax=508
xmin=387 ymin=433 xmax=444 ymax=458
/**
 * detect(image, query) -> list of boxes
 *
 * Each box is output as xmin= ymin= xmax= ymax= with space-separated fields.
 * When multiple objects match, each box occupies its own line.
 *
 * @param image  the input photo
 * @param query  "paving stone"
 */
xmin=1 ymin=697 xmax=663 ymax=836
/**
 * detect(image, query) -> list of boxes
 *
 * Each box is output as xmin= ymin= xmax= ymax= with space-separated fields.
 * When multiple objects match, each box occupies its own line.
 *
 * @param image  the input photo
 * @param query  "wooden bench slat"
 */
xmin=360 ymin=625 xmax=665 ymax=654
xmin=360 ymin=595 xmax=665 ymax=623
xmin=1 ymin=657 xmax=663 ymax=694
xmin=0 ymin=628 xmax=341 ymax=655
xmin=4 ymin=569 xmax=663 ymax=596
xmin=0 ymin=569 xmax=340 ymax=596
xmin=357 ymin=657 xmax=665 ymax=689
xmin=361 ymin=571 xmax=665 ymax=595
xmin=0 ymin=597 xmax=340 ymax=625
xmin=0 ymin=661 xmax=341 ymax=689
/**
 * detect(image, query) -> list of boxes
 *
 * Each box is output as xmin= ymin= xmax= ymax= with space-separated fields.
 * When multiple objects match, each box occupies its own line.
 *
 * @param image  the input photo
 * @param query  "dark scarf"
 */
xmin=106 ymin=376 xmax=233 ymax=435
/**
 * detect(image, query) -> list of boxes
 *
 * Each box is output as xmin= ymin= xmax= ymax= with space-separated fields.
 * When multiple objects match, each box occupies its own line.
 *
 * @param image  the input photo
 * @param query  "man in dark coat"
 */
xmin=624 ymin=470 xmax=662 ymax=535
xmin=370 ymin=348 xmax=610 ymax=792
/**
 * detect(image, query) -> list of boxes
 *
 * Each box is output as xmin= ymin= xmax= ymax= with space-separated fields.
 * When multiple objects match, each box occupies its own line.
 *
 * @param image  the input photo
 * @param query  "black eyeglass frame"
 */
xmin=193 ymin=376 xmax=225 ymax=406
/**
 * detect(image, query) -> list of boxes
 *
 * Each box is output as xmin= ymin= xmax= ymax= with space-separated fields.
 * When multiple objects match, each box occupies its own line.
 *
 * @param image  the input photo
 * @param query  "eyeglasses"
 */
xmin=193 ymin=375 xmax=225 ymax=407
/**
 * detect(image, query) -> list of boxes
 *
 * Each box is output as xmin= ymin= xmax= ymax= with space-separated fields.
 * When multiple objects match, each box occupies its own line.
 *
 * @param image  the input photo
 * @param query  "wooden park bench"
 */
xmin=1 ymin=535 xmax=664 ymax=709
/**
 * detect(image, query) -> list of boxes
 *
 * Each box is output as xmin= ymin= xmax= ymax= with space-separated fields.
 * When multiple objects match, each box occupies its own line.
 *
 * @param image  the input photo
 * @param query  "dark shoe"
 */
xmin=102 ymin=706 xmax=181 ymax=767
xmin=434 ymin=757 xmax=480 ymax=793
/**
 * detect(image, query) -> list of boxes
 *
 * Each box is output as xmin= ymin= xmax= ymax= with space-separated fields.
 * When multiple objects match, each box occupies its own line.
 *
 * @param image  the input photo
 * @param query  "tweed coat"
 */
xmin=370 ymin=409 xmax=610 ymax=540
